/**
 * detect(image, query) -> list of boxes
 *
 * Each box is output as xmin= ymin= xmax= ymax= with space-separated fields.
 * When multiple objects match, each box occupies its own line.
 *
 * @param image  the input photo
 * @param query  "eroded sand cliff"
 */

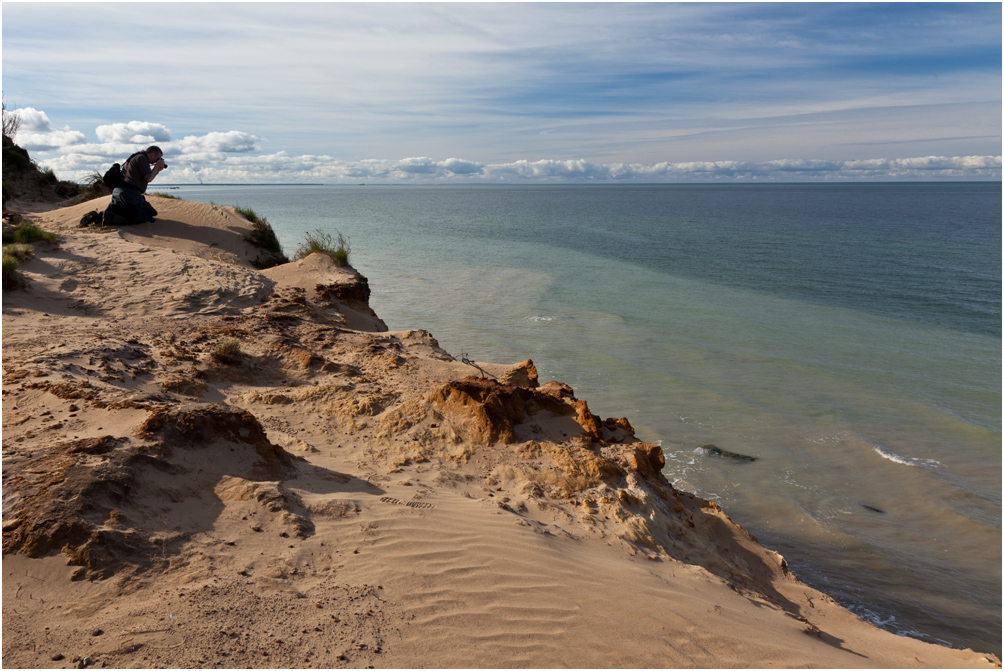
xmin=2 ymin=196 xmax=998 ymax=668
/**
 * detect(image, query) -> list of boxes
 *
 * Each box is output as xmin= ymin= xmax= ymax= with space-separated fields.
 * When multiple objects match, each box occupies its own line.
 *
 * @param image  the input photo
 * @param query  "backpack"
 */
xmin=102 ymin=151 xmax=145 ymax=189
xmin=101 ymin=163 xmax=125 ymax=189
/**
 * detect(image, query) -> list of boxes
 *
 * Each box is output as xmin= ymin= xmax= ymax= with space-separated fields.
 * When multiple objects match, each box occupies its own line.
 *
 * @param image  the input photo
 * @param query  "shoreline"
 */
xmin=2 ymin=195 xmax=999 ymax=668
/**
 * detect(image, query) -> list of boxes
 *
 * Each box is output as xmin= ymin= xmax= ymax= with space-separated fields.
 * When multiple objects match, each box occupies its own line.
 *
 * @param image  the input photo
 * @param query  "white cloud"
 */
xmin=843 ymin=156 xmax=1002 ymax=172
xmin=15 ymin=106 xmax=54 ymax=132
xmin=21 ymin=110 xmax=998 ymax=183
xmin=393 ymin=157 xmax=438 ymax=174
xmin=12 ymin=106 xmax=87 ymax=150
xmin=39 ymin=152 xmax=1001 ymax=185
xmin=45 ymin=151 xmax=995 ymax=183
xmin=95 ymin=121 xmax=172 ymax=144
xmin=440 ymin=158 xmax=485 ymax=175
xmin=18 ymin=129 xmax=88 ymax=151
xmin=172 ymin=131 xmax=260 ymax=154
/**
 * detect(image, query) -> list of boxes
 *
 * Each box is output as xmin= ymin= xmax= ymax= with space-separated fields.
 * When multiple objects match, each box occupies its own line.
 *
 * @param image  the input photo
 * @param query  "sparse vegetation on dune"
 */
xmin=233 ymin=204 xmax=262 ymax=224
xmin=3 ymin=113 xmax=85 ymax=204
xmin=235 ymin=204 xmax=286 ymax=257
xmin=211 ymin=337 xmax=243 ymax=364
xmin=149 ymin=192 xmax=182 ymax=200
xmin=2 ymin=250 xmax=25 ymax=291
xmin=1 ymin=222 xmax=57 ymax=291
xmin=3 ymin=242 xmax=34 ymax=262
xmin=79 ymin=171 xmax=112 ymax=200
xmin=3 ymin=221 xmax=57 ymax=245
xmin=295 ymin=229 xmax=351 ymax=266
xmin=2 ymin=243 xmax=34 ymax=291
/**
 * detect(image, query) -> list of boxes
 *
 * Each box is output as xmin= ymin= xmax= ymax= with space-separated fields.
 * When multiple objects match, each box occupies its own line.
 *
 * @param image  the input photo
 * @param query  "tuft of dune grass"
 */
xmin=2 ymin=251 xmax=25 ymax=291
xmin=235 ymin=204 xmax=286 ymax=258
xmin=211 ymin=337 xmax=243 ymax=364
xmin=295 ymin=229 xmax=351 ymax=266
xmin=3 ymin=222 xmax=57 ymax=245
xmin=3 ymin=243 xmax=34 ymax=262
xmin=2 ymin=224 xmax=57 ymax=291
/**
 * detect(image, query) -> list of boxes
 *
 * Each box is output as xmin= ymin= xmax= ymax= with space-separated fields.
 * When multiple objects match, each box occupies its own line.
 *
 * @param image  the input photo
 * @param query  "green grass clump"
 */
xmin=149 ymin=192 xmax=182 ymax=200
xmin=295 ymin=229 xmax=351 ymax=266
xmin=3 ymin=243 xmax=34 ymax=262
xmin=5 ymin=222 xmax=58 ymax=245
xmin=211 ymin=338 xmax=243 ymax=364
xmin=234 ymin=204 xmax=262 ymax=223
xmin=2 ymin=243 xmax=33 ymax=291
xmin=2 ymin=251 xmax=25 ymax=291
xmin=235 ymin=204 xmax=285 ymax=257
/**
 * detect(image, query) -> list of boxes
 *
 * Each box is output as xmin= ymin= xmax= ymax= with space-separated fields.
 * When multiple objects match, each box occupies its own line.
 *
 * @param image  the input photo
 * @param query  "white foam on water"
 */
xmin=848 ymin=605 xmax=953 ymax=648
xmin=871 ymin=443 xmax=942 ymax=469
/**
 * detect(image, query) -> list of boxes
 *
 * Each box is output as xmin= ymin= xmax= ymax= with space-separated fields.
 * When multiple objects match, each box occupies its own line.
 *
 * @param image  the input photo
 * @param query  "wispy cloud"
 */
xmin=3 ymin=3 xmax=1000 ymax=181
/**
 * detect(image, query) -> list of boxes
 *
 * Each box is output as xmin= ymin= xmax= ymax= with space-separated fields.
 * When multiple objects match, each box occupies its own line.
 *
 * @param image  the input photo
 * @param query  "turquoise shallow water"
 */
xmin=162 ymin=182 xmax=1002 ymax=654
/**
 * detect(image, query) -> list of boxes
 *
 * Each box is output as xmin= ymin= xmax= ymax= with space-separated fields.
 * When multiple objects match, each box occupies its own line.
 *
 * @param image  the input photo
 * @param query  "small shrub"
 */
xmin=2 ymin=252 xmax=24 ymax=291
xmin=11 ymin=222 xmax=57 ymax=244
xmin=78 ymin=173 xmax=110 ymax=201
xmin=2 ymin=100 xmax=20 ymax=141
xmin=54 ymin=180 xmax=80 ymax=198
xmin=2 ymin=145 xmax=29 ymax=171
xmin=40 ymin=166 xmax=58 ymax=185
xmin=211 ymin=338 xmax=243 ymax=364
xmin=295 ymin=229 xmax=351 ymax=266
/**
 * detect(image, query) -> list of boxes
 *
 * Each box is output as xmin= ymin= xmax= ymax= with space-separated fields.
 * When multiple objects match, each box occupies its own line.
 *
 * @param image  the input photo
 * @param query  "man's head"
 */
xmin=145 ymin=146 xmax=164 ymax=162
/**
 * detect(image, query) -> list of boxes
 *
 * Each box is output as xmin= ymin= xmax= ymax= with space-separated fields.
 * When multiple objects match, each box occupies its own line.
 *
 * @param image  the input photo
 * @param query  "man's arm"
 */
xmin=147 ymin=159 xmax=166 ymax=183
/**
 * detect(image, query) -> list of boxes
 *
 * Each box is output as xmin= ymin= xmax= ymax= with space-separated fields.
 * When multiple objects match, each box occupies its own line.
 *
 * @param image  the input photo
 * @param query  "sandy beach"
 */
xmin=2 ymin=195 xmax=999 ymax=669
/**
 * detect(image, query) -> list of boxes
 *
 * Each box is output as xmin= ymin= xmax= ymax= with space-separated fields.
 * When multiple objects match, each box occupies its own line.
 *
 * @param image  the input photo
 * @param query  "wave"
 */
xmin=848 ymin=605 xmax=953 ymax=649
xmin=871 ymin=443 xmax=942 ymax=469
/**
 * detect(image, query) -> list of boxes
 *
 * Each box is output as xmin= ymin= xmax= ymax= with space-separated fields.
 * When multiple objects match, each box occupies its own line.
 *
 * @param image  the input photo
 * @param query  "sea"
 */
xmin=159 ymin=182 xmax=1002 ymax=656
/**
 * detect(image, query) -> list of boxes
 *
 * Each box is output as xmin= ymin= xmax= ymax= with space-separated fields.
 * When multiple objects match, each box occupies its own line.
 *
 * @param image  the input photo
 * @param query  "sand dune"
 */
xmin=2 ymin=196 xmax=998 ymax=668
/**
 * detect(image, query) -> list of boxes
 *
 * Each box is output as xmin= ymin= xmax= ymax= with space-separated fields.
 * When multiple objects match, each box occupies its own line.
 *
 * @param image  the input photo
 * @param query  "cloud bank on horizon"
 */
xmin=3 ymin=3 xmax=1000 ymax=184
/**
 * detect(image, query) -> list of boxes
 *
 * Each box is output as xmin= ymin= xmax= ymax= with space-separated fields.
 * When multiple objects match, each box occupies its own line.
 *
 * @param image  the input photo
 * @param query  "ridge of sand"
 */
xmin=2 ymin=198 xmax=999 ymax=669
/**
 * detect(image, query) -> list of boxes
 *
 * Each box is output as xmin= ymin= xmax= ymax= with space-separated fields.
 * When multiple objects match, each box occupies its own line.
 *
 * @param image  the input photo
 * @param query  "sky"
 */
xmin=2 ymin=2 xmax=1001 ymax=184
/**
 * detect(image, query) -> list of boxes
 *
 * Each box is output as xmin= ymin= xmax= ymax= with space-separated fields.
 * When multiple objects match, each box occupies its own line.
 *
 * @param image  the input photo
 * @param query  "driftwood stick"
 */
xmin=460 ymin=351 xmax=497 ymax=380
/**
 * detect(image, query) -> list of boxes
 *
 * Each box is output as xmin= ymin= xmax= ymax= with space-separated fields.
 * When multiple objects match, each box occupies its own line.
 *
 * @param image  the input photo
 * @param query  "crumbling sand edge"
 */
xmin=2 ymin=198 xmax=999 ymax=669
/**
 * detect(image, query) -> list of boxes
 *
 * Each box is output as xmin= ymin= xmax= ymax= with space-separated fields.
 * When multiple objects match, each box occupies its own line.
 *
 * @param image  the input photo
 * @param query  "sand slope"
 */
xmin=2 ymin=198 xmax=999 ymax=669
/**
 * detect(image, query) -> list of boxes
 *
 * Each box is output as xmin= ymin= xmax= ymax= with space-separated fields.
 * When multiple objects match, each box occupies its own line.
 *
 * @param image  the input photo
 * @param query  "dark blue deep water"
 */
xmin=478 ymin=183 xmax=1001 ymax=337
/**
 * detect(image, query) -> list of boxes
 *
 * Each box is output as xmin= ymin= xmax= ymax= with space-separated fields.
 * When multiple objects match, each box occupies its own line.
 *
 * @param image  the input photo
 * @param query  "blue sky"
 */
xmin=3 ymin=2 xmax=1001 ymax=183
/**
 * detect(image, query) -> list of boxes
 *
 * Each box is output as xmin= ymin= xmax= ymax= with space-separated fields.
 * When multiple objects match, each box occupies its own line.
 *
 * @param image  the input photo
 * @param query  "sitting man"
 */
xmin=103 ymin=145 xmax=168 ymax=225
